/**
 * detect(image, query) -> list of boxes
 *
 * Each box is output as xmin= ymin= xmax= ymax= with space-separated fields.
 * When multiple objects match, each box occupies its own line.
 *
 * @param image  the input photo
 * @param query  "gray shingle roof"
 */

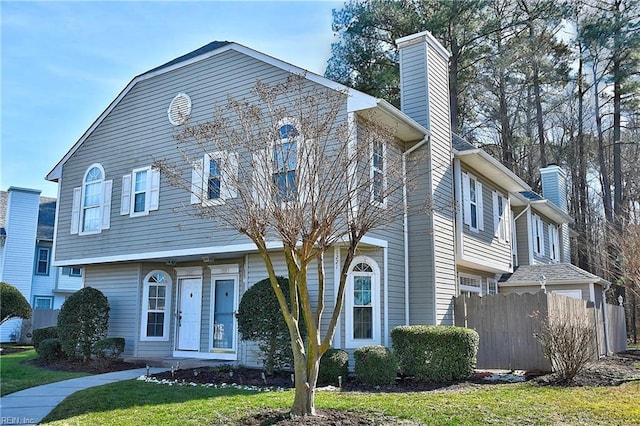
xmin=500 ymin=263 xmax=608 ymax=285
xmin=452 ymin=134 xmax=476 ymax=152
xmin=143 ymin=41 xmax=231 ymax=76
xmin=0 ymin=191 xmax=57 ymax=241
xmin=37 ymin=197 xmax=56 ymax=240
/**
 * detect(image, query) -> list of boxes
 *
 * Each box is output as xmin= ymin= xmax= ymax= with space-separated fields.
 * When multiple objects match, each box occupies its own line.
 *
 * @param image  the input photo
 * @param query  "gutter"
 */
xmin=402 ymin=136 xmax=429 ymax=325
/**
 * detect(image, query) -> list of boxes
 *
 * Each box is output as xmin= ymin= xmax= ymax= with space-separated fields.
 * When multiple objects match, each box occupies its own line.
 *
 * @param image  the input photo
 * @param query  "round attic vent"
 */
xmin=168 ymin=93 xmax=192 ymax=125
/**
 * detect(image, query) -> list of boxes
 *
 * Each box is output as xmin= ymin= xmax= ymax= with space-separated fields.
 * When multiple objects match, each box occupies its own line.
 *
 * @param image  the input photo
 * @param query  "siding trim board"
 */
xmin=53 ymin=236 xmax=388 ymax=266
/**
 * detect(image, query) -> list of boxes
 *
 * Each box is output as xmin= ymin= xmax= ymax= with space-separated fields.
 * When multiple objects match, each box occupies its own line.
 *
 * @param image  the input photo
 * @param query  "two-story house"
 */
xmin=0 ymin=187 xmax=82 ymax=342
xmin=46 ymin=31 xmax=609 ymax=364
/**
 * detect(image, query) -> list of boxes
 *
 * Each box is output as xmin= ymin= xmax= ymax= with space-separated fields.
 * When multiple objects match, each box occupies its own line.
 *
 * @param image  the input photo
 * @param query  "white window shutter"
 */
xmin=121 ymin=174 xmax=132 ymax=215
xmin=477 ymin=181 xmax=484 ymax=231
xmin=71 ymin=187 xmax=81 ymax=234
xmin=462 ymin=173 xmax=471 ymax=226
xmin=538 ymin=219 xmax=545 ymax=256
xmin=492 ymin=191 xmax=499 ymax=238
xmin=252 ymin=149 xmax=270 ymax=208
xmin=101 ymin=180 xmax=113 ymax=230
xmin=191 ymin=158 xmax=204 ymax=205
xmin=221 ymin=152 xmax=238 ymax=200
xmin=149 ymin=169 xmax=160 ymax=211
xmin=504 ymin=197 xmax=511 ymax=242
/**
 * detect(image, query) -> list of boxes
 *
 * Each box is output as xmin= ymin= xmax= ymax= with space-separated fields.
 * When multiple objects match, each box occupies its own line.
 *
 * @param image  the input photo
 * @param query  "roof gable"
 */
xmin=47 ymin=42 xmax=426 ymax=182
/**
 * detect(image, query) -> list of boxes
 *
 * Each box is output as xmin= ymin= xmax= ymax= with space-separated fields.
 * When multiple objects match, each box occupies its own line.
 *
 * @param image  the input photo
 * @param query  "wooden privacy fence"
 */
xmin=453 ymin=291 xmax=627 ymax=371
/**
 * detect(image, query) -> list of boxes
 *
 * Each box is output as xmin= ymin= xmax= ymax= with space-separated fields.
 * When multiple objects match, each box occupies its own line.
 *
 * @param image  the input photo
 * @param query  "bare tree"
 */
xmin=156 ymin=73 xmax=424 ymax=416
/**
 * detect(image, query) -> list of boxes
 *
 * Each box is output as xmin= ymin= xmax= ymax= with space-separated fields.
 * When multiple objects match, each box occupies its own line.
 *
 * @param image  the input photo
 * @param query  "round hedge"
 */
xmin=57 ymin=287 xmax=110 ymax=361
xmin=237 ymin=276 xmax=302 ymax=374
xmin=0 ymin=282 xmax=32 ymax=324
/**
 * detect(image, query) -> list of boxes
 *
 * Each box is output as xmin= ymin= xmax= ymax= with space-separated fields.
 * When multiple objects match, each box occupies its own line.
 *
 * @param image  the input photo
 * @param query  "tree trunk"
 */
xmin=529 ymin=19 xmax=548 ymax=168
xmin=592 ymin=66 xmax=614 ymax=223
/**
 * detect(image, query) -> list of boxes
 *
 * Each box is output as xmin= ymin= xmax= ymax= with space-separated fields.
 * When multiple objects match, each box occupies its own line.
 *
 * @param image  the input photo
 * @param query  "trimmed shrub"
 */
xmin=33 ymin=326 xmax=58 ymax=353
xmin=237 ymin=276 xmax=304 ymax=374
xmin=0 ymin=282 xmax=32 ymax=324
xmin=391 ymin=325 xmax=479 ymax=382
xmin=92 ymin=337 xmax=125 ymax=359
xmin=58 ymin=287 xmax=110 ymax=361
xmin=318 ymin=349 xmax=349 ymax=386
xmin=39 ymin=338 xmax=65 ymax=363
xmin=354 ymin=345 xmax=398 ymax=386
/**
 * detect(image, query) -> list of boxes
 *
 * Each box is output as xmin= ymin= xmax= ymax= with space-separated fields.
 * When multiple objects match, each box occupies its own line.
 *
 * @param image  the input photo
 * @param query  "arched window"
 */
xmin=273 ymin=121 xmax=299 ymax=202
xmin=345 ymin=256 xmax=380 ymax=348
xmin=82 ymin=165 xmax=104 ymax=232
xmin=140 ymin=270 xmax=172 ymax=341
xmin=70 ymin=163 xmax=112 ymax=235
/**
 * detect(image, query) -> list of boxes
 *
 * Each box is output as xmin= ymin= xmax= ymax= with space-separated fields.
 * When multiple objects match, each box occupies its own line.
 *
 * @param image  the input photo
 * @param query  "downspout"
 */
xmin=403 ymin=136 xmax=429 ymax=325
xmin=601 ymin=281 xmax=612 ymax=356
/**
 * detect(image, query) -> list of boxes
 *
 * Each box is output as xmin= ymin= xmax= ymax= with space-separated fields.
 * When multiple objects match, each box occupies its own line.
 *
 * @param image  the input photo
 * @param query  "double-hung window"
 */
xmin=121 ymin=167 xmax=160 ymax=217
xmin=273 ymin=124 xmax=298 ymax=203
xmin=35 ymin=247 xmax=50 ymax=275
xmin=191 ymin=152 xmax=238 ymax=205
xmin=371 ymin=140 xmax=386 ymax=205
xmin=345 ymin=256 xmax=380 ymax=348
xmin=71 ymin=164 xmax=112 ymax=235
xmin=532 ymin=214 xmax=545 ymax=257
xmin=140 ymin=271 xmax=172 ymax=341
xmin=462 ymin=172 xmax=484 ymax=232
xmin=493 ymin=192 xmax=509 ymax=243
xmin=549 ymin=225 xmax=560 ymax=263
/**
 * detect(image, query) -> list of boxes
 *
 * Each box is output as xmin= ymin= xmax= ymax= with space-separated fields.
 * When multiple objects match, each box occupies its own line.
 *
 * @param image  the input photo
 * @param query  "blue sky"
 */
xmin=1 ymin=1 xmax=342 ymax=197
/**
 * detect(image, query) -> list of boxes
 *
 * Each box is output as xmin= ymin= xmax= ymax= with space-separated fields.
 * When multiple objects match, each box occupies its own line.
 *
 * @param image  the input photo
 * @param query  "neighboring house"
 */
xmin=45 ymin=31 xmax=612 ymax=364
xmin=0 ymin=187 xmax=82 ymax=342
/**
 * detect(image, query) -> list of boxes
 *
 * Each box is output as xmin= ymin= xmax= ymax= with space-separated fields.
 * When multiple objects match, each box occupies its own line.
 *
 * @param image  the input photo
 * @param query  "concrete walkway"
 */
xmin=1 ymin=367 xmax=167 ymax=425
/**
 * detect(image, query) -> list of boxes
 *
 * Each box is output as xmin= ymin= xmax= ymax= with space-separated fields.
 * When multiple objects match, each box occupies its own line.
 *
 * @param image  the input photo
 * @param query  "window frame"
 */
xmin=273 ymin=121 xmax=299 ymax=204
xmin=493 ymin=191 xmax=509 ymax=243
xmin=462 ymin=172 xmax=484 ymax=233
xmin=345 ymin=256 xmax=381 ymax=348
xmin=140 ymin=270 xmax=173 ymax=342
xmin=80 ymin=164 xmax=105 ymax=234
xmin=35 ymin=247 xmax=50 ymax=276
xmin=370 ymin=139 xmax=387 ymax=206
xmin=121 ymin=166 xmax=160 ymax=217
xmin=33 ymin=296 xmax=53 ymax=310
xmin=548 ymin=225 xmax=560 ymax=263
xmin=459 ymin=273 xmax=482 ymax=296
xmin=532 ymin=214 xmax=545 ymax=257
xmin=191 ymin=152 xmax=238 ymax=206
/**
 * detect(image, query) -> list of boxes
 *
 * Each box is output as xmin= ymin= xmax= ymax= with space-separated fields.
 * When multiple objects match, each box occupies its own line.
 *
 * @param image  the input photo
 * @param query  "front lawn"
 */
xmin=0 ymin=348 xmax=88 ymax=396
xmin=43 ymin=379 xmax=640 ymax=425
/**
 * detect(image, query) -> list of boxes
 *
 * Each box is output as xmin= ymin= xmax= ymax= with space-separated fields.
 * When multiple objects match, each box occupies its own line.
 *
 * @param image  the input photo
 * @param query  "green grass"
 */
xmin=43 ymin=380 xmax=640 ymax=425
xmin=0 ymin=348 xmax=89 ymax=396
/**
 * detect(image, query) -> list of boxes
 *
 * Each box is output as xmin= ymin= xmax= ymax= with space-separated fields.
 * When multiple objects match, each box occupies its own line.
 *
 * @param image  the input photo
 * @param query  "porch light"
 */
xmin=538 ymin=274 xmax=547 ymax=293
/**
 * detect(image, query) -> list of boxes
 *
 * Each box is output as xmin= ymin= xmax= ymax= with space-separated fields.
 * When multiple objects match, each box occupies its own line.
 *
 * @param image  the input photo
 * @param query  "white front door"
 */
xmin=177 ymin=278 xmax=202 ymax=351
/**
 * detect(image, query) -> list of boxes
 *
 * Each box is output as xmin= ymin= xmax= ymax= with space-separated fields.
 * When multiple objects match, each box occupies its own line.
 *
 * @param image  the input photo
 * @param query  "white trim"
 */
xmin=589 ymin=282 xmax=596 ymax=303
xmin=458 ymin=272 xmax=482 ymax=295
xmin=79 ymin=163 xmax=106 ymax=235
xmin=209 ymin=272 xmax=239 ymax=361
xmin=140 ymin=270 xmax=173 ymax=342
xmin=129 ymin=166 xmax=152 ymax=217
xmin=172 ymin=350 xmax=236 ymax=360
xmin=526 ymin=209 xmax=534 ymax=265
xmin=383 ymin=246 xmax=388 ymax=346
xmin=333 ymin=246 xmax=341 ymax=348
xmin=174 ymin=266 xmax=204 ymax=278
xmin=370 ymin=139 xmax=387 ymax=207
xmin=457 ymin=255 xmax=512 ymax=274
xmin=345 ymin=255 xmax=381 ymax=349
xmin=167 ymin=92 xmax=192 ymax=126
xmin=396 ymin=30 xmax=451 ymax=60
xmin=52 ymin=237 xmax=389 ymax=267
